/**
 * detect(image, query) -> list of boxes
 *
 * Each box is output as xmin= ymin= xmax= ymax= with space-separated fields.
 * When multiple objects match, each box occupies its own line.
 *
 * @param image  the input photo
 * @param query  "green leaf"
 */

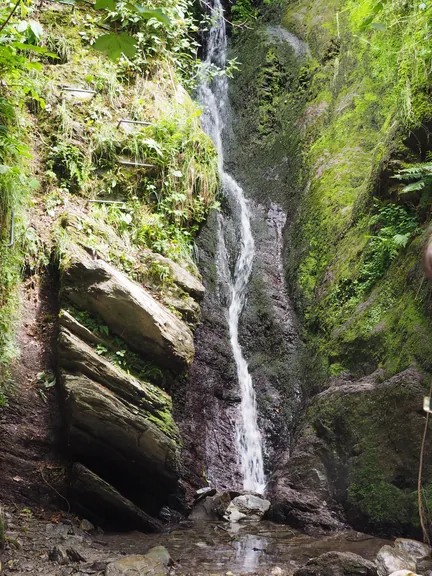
xmin=392 ymin=233 xmax=410 ymax=247
xmin=133 ymin=5 xmax=170 ymax=24
xmin=401 ymin=181 xmax=425 ymax=192
xmin=16 ymin=20 xmax=28 ymax=33
xmin=25 ymin=61 xmax=43 ymax=71
xmin=29 ymin=20 xmax=44 ymax=39
xmin=93 ymin=32 xmax=137 ymax=60
xmin=94 ymin=0 xmax=115 ymax=9
xmin=371 ymin=22 xmax=385 ymax=30
xmin=11 ymin=42 xmax=47 ymax=54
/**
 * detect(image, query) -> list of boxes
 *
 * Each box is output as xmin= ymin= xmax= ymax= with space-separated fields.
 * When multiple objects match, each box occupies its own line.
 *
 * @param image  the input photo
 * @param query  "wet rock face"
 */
xmin=282 ymin=367 xmax=431 ymax=535
xmin=268 ymin=431 xmax=346 ymax=532
xmin=179 ymin=197 xmax=301 ymax=499
xmin=179 ymin=210 xmax=243 ymax=494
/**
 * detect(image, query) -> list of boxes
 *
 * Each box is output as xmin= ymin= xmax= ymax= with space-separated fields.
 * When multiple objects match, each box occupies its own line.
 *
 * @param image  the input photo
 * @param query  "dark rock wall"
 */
xmin=180 ymin=29 xmax=305 ymax=498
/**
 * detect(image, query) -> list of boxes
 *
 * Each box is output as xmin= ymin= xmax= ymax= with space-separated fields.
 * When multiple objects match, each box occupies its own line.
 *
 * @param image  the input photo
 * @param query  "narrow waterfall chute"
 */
xmin=198 ymin=0 xmax=266 ymax=494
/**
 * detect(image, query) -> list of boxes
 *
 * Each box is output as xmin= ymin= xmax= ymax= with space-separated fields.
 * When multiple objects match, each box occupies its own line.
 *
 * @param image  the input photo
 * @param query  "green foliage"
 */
xmin=36 ymin=370 xmax=56 ymax=403
xmin=48 ymin=143 xmax=87 ymax=194
xmin=0 ymin=3 xmax=44 ymax=391
xmin=394 ymin=161 xmax=432 ymax=207
xmin=359 ymin=204 xmax=419 ymax=290
xmin=231 ymin=0 xmax=258 ymax=28
xmin=94 ymin=32 xmax=138 ymax=61
xmin=275 ymin=0 xmax=432 ymax=380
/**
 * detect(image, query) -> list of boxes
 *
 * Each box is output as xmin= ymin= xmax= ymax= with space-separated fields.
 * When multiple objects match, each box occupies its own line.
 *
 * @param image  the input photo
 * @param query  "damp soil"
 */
xmin=0 ymin=270 xmax=67 ymax=515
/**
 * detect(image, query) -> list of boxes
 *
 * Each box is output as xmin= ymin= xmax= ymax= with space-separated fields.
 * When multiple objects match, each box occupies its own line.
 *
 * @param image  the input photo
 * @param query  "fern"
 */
xmin=393 ymin=162 xmax=432 ymax=193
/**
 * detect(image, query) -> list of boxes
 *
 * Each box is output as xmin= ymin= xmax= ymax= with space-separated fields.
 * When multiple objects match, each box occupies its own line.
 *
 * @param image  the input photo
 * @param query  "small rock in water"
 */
xmin=223 ymin=494 xmax=270 ymax=522
xmin=395 ymin=540 xmax=432 ymax=560
xmin=377 ymin=545 xmax=417 ymax=576
xmin=105 ymin=555 xmax=168 ymax=576
xmin=388 ymin=571 xmax=421 ymax=576
xmin=145 ymin=546 xmax=172 ymax=567
xmin=79 ymin=519 xmax=95 ymax=532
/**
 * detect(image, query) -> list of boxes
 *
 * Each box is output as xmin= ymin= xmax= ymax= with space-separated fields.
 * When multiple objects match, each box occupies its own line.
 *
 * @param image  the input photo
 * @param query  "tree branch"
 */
xmin=0 ymin=0 xmax=21 ymax=35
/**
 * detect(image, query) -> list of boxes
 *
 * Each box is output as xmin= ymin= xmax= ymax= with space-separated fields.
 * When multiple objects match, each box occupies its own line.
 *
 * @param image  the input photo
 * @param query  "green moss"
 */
xmin=279 ymin=0 xmax=432 ymax=381
xmin=308 ymin=373 xmax=429 ymax=532
xmin=228 ymin=24 xmax=305 ymax=206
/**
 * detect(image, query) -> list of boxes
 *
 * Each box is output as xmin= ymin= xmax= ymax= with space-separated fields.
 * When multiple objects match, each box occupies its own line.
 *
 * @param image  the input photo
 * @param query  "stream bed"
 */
xmin=99 ymin=521 xmax=389 ymax=575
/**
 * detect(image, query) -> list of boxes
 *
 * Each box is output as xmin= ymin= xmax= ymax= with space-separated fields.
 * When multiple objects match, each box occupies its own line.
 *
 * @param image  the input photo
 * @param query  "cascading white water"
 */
xmin=199 ymin=0 xmax=266 ymax=494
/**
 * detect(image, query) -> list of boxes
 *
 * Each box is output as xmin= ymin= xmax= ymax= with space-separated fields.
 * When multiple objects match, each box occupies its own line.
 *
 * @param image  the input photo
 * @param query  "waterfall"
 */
xmin=198 ymin=0 xmax=266 ymax=494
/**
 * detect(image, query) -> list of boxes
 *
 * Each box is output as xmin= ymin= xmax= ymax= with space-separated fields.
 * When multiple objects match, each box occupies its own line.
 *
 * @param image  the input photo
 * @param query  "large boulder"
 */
xmin=394 ymin=540 xmax=432 ymax=560
xmin=224 ymin=494 xmax=271 ymax=522
xmin=70 ymin=463 xmax=162 ymax=532
xmin=293 ymin=551 xmax=377 ymax=576
xmin=376 ymin=546 xmax=417 ymax=576
xmin=271 ymin=368 xmax=430 ymax=534
xmin=141 ymin=250 xmax=205 ymax=301
xmin=189 ymin=491 xmax=232 ymax=520
xmin=268 ymin=432 xmax=345 ymax=532
xmin=61 ymin=248 xmax=194 ymax=369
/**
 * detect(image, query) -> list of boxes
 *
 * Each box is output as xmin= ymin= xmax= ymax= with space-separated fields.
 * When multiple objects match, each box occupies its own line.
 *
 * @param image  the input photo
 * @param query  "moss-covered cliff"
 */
xmin=227 ymin=0 xmax=432 ymax=535
xmin=0 ymin=0 xmax=218 ymax=525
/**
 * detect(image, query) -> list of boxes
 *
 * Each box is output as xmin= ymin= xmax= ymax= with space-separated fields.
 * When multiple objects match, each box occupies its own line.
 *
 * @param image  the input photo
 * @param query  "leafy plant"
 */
xmin=48 ymin=143 xmax=87 ymax=194
xmin=359 ymin=204 xmax=419 ymax=290
xmin=36 ymin=370 xmax=56 ymax=402
xmin=393 ymin=162 xmax=432 ymax=208
xmin=231 ymin=0 xmax=258 ymax=28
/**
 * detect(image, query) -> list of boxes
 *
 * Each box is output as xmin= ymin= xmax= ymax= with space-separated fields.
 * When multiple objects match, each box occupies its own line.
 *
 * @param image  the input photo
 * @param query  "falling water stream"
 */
xmin=198 ymin=0 xmax=266 ymax=493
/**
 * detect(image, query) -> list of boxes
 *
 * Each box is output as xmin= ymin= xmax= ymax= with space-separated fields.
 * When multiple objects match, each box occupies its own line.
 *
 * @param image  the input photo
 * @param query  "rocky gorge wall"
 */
xmin=0 ymin=0 xmax=220 ymax=530
xmin=3 ymin=0 xmax=432 ymax=544
xmin=222 ymin=0 xmax=432 ymax=537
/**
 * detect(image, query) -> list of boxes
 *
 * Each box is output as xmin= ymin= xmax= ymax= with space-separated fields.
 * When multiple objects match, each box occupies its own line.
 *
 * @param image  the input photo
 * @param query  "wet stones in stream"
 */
xmin=293 ymin=551 xmax=377 ymax=576
xmin=224 ymin=495 xmax=271 ymax=522
xmin=190 ymin=489 xmax=270 ymax=522
xmin=376 ymin=539 xmax=432 ymax=576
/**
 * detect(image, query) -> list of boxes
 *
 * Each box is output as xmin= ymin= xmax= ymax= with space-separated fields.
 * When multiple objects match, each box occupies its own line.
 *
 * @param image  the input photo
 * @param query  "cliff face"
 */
xmin=3 ymin=0 xmax=432 ymax=539
xmin=225 ymin=0 xmax=432 ymax=535
xmin=0 ymin=0 xmax=218 ymax=527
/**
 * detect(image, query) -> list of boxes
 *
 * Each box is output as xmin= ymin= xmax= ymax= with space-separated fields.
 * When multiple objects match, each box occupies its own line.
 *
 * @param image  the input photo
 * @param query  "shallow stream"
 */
xmin=100 ymin=521 xmax=389 ymax=575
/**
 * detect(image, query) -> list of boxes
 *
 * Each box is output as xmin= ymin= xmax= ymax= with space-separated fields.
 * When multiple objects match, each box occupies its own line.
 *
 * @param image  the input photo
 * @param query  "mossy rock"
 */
xmin=308 ymin=367 xmax=430 ymax=534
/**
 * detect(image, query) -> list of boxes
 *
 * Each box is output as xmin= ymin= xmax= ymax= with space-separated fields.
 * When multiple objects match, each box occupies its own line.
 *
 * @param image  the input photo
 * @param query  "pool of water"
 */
xmin=100 ymin=521 xmax=389 ymax=575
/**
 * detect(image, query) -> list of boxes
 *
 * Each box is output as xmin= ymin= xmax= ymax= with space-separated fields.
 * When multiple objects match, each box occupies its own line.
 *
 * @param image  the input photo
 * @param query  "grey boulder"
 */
xmin=294 ymin=551 xmax=377 ymax=576
xmin=223 ymin=494 xmax=271 ymax=522
xmin=377 ymin=545 xmax=417 ymax=576
xmin=395 ymin=540 xmax=432 ymax=560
